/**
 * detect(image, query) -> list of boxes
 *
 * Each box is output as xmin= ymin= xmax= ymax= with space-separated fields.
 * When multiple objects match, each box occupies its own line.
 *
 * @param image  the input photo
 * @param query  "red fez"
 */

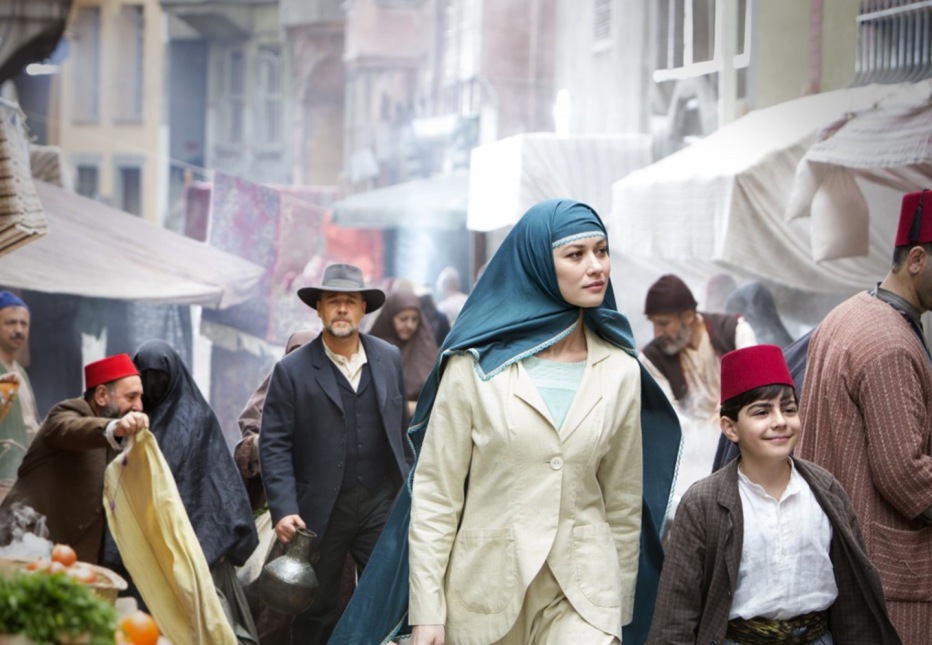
xmin=645 ymin=274 xmax=698 ymax=315
xmin=895 ymin=189 xmax=932 ymax=246
xmin=84 ymin=354 xmax=139 ymax=390
xmin=720 ymin=345 xmax=794 ymax=404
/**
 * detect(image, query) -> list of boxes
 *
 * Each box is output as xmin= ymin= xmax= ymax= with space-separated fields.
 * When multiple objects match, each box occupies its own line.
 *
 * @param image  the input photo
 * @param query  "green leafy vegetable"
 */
xmin=0 ymin=571 xmax=117 ymax=644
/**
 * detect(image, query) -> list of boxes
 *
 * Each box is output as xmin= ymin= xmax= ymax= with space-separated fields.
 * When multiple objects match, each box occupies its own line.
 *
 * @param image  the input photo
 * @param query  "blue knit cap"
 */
xmin=0 ymin=292 xmax=27 ymax=311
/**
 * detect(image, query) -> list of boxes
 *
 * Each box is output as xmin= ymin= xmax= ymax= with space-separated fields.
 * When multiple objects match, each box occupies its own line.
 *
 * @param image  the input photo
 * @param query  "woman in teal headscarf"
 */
xmin=330 ymin=199 xmax=681 ymax=644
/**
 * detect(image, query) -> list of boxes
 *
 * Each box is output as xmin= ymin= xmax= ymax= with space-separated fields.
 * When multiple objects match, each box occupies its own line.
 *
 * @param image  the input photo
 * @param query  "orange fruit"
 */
xmin=118 ymin=610 xmax=160 ymax=645
xmin=51 ymin=543 xmax=77 ymax=567
xmin=25 ymin=558 xmax=50 ymax=572
xmin=66 ymin=563 xmax=98 ymax=584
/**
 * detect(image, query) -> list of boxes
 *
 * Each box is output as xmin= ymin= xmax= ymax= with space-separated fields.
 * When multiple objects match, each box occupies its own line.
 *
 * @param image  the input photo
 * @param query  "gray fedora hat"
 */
xmin=297 ymin=263 xmax=386 ymax=312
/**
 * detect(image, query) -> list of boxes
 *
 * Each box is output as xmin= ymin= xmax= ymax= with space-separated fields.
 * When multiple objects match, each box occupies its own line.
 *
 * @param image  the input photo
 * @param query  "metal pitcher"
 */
xmin=259 ymin=527 xmax=320 ymax=614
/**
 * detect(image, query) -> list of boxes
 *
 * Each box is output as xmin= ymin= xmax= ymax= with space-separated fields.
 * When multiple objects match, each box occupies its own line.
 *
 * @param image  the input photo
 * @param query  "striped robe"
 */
xmin=798 ymin=291 xmax=932 ymax=645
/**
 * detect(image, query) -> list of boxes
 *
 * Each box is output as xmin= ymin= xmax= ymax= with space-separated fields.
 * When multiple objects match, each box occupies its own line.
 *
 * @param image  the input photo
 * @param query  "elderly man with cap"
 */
xmin=0 ymin=354 xmax=147 ymax=563
xmin=0 ymin=291 xmax=39 ymax=501
xmin=641 ymin=275 xmax=757 ymax=424
xmin=797 ymin=190 xmax=932 ymax=644
xmin=260 ymin=263 xmax=411 ymax=645
xmin=640 ymin=274 xmax=756 ymax=515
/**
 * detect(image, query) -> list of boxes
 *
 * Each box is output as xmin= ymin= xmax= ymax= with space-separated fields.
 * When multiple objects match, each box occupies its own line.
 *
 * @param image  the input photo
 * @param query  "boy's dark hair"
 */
xmin=720 ymin=383 xmax=798 ymax=421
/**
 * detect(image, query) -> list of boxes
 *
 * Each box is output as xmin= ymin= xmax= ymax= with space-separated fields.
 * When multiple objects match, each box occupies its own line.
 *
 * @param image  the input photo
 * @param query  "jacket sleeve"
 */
xmin=646 ymin=490 xmax=708 ymax=644
xmin=408 ymin=355 xmax=474 ymax=625
xmin=258 ymin=362 xmax=300 ymax=524
xmin=42 ymin=401 xmax=113 ymax=451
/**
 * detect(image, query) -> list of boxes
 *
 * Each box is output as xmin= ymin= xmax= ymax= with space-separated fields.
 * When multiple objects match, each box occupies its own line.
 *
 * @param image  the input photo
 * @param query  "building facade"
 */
xmin=53 ymin=0 xmax=166 ymax=222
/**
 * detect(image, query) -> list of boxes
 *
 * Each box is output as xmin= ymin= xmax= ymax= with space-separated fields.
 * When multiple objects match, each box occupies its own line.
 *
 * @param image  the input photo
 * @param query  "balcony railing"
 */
xmin=854 ymin=0 xmax=932 ymax=85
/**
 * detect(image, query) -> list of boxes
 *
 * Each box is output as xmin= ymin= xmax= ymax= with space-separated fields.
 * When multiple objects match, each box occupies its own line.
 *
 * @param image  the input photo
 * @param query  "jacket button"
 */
xmin=549 ymin=457 xmax=563 ymax=470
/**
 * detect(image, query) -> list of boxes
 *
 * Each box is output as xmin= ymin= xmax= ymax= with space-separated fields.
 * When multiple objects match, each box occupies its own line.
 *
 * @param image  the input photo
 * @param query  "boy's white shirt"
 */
xmin=729 ymin=460 xmax=839 ymax=621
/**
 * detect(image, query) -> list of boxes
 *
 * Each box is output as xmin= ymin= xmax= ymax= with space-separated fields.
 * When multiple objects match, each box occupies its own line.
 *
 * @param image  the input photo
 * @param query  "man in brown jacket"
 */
xmin=0 ymin=354 xmax=149 ymax=563
xmin=798 ymin=190 xmax=932 ymax=644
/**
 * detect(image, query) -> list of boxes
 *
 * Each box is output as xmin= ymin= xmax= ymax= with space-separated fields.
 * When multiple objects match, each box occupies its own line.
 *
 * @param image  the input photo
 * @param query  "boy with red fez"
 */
xmin=648 ymin=345 xmax=900 ymax=644
xmin=0 ymin=354 xmax=149 ymax=563
xmin=797 ymin=189 xmax=932 ymax=644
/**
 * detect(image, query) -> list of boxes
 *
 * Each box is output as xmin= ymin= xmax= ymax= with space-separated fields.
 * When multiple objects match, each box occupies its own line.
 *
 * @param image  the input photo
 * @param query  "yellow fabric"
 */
xmin=103 ymin=428 xmax=236 ymax=645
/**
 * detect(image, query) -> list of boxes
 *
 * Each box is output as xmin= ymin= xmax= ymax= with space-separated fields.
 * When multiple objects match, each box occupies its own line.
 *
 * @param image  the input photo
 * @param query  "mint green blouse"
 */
xmin=522 ymin=354 xmax=587 ymax=431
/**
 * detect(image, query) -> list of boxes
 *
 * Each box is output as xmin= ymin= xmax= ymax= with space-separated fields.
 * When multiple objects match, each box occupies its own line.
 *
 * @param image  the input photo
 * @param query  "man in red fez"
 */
xmin=0 ymin=354 xmax=149 ymax=563
xmin=797 ymin=189 xmax=932 ymax=644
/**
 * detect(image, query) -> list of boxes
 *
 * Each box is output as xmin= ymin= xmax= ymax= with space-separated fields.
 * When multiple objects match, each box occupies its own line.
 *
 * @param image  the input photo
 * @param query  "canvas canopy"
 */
xmin=610 ymin=82 xmax=924 ymax=294
xmin=0 ymin=180 xmax=264 ymax=307
xmin=330 ymin=171 xmax=468 ymax=230
xmin=787 ymin=83 xmax=932 ymax=263
xmin=468 ymin=132 xmax=652 ymax=231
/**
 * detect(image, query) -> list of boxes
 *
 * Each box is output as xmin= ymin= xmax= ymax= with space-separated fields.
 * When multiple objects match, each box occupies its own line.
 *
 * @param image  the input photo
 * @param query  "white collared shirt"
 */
xmin=323 ymin=339 xmax=368 ymax=391
xmin=729 ymin=460 xmax=838 ymax=620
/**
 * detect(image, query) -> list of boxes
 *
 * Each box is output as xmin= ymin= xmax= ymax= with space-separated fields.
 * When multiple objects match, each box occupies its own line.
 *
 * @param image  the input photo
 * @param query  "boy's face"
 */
xmin=720 ymin=392 xmax=800 ymax=463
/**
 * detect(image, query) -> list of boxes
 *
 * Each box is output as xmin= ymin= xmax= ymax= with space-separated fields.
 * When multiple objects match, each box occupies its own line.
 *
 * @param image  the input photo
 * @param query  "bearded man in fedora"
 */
xmin=259 ymin=263 xmax=412 ymax=644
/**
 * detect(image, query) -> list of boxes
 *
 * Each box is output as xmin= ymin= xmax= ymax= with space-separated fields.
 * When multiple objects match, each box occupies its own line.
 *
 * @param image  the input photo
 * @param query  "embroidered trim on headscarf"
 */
xmin=551 ymin=231 xmax=606 ymax=249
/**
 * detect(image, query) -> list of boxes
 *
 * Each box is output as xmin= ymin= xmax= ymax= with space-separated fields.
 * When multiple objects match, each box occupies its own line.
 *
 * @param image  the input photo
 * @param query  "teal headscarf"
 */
xmin=330 ymin=198 xmax=681 ymax=644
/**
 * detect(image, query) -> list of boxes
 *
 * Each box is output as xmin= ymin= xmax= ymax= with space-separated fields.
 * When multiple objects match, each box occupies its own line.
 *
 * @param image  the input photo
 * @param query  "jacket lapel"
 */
xmin=718 ymin=461 xmax=743 ymax=594
xmin=560 ymin=327 xmax=607 ymax=442
xmin=310 ymin=337 xmax=344 ymax=415
xmin=514 ymin=361 xmax=554 ymax=429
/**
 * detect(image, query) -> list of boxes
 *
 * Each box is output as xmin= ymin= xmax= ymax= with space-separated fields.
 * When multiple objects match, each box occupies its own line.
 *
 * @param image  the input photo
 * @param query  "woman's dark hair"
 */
xmin=720 ymin=383 xmax=798 ymax=421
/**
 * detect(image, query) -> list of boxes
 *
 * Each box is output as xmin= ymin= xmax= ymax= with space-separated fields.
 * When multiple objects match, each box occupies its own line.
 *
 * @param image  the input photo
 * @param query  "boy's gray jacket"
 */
xmin=647 ymin=457 xmax=901 ymax=645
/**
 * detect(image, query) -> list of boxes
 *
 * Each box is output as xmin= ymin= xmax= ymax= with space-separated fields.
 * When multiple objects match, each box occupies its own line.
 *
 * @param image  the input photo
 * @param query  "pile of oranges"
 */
xmin=23 ymin=543 xmax=161 ymax=645
xmin=24 ymin=543 xmax=97 ymax=584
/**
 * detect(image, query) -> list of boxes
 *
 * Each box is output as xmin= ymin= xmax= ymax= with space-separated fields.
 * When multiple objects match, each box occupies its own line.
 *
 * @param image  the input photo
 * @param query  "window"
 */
xmin=594 ymin=0 xmax=612 ymax=43
xmin=71 ymin=7 xmax=100 ymax=122
xmin=257 ymin=46 xmax=282 ymax=146
xmin=443 ymin=0 xmax=481 ymax=113
xmin=75 ymin=165 xmax=99 ymax=199
xmin=855 ymin=0 xmax=932 ymax=85
xmin=114 ymin=160 xmax=143 ymax=216
xmin=225 ymin=49 xmax=246 ymax=144
xmin=114 ymin=5 xmax=144 ymax=122
xmin=654 ymin=0 xmax=750 ymax=82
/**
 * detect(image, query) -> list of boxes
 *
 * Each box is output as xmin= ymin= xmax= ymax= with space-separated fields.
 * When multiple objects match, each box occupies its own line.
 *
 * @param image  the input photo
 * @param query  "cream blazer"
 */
xmin=409 ymin=328 xmax=643 ymax=644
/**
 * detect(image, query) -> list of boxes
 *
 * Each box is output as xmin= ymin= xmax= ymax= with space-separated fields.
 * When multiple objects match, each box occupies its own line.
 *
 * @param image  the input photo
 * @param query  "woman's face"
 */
xmin=552 ymin=236 xmax=611 ymax=308
xmin=141 ymin=369 xmax=171 ymax=410
xmin=393 ymin=308 xmax=420 ymax=342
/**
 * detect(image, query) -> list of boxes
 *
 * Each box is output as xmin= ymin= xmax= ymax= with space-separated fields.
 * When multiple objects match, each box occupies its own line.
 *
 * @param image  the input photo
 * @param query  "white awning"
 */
xmin=785 ymin=84 xmax=932 ymax=263
xmin=330 ymin=171 xmax=468 ymax=230
xmin=0 ymin=181 xmax=264 ymax=308
xmin=610 ymin=82 xmax=924 ymax=294
xmin=467 ymin=132 xmax=652 ymax=231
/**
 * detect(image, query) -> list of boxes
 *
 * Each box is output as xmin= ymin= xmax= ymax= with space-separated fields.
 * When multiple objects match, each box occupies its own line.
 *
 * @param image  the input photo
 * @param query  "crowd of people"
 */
xmin=0 ymin=189 xmax=930 ymax=645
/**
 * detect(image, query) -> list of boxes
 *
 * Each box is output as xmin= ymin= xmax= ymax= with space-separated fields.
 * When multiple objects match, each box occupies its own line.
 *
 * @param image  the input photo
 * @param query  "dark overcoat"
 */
xmin=647 ymin=458 xmax=901 ymax=645
xmin=259 ymin=333 xmax=411 ymax=541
